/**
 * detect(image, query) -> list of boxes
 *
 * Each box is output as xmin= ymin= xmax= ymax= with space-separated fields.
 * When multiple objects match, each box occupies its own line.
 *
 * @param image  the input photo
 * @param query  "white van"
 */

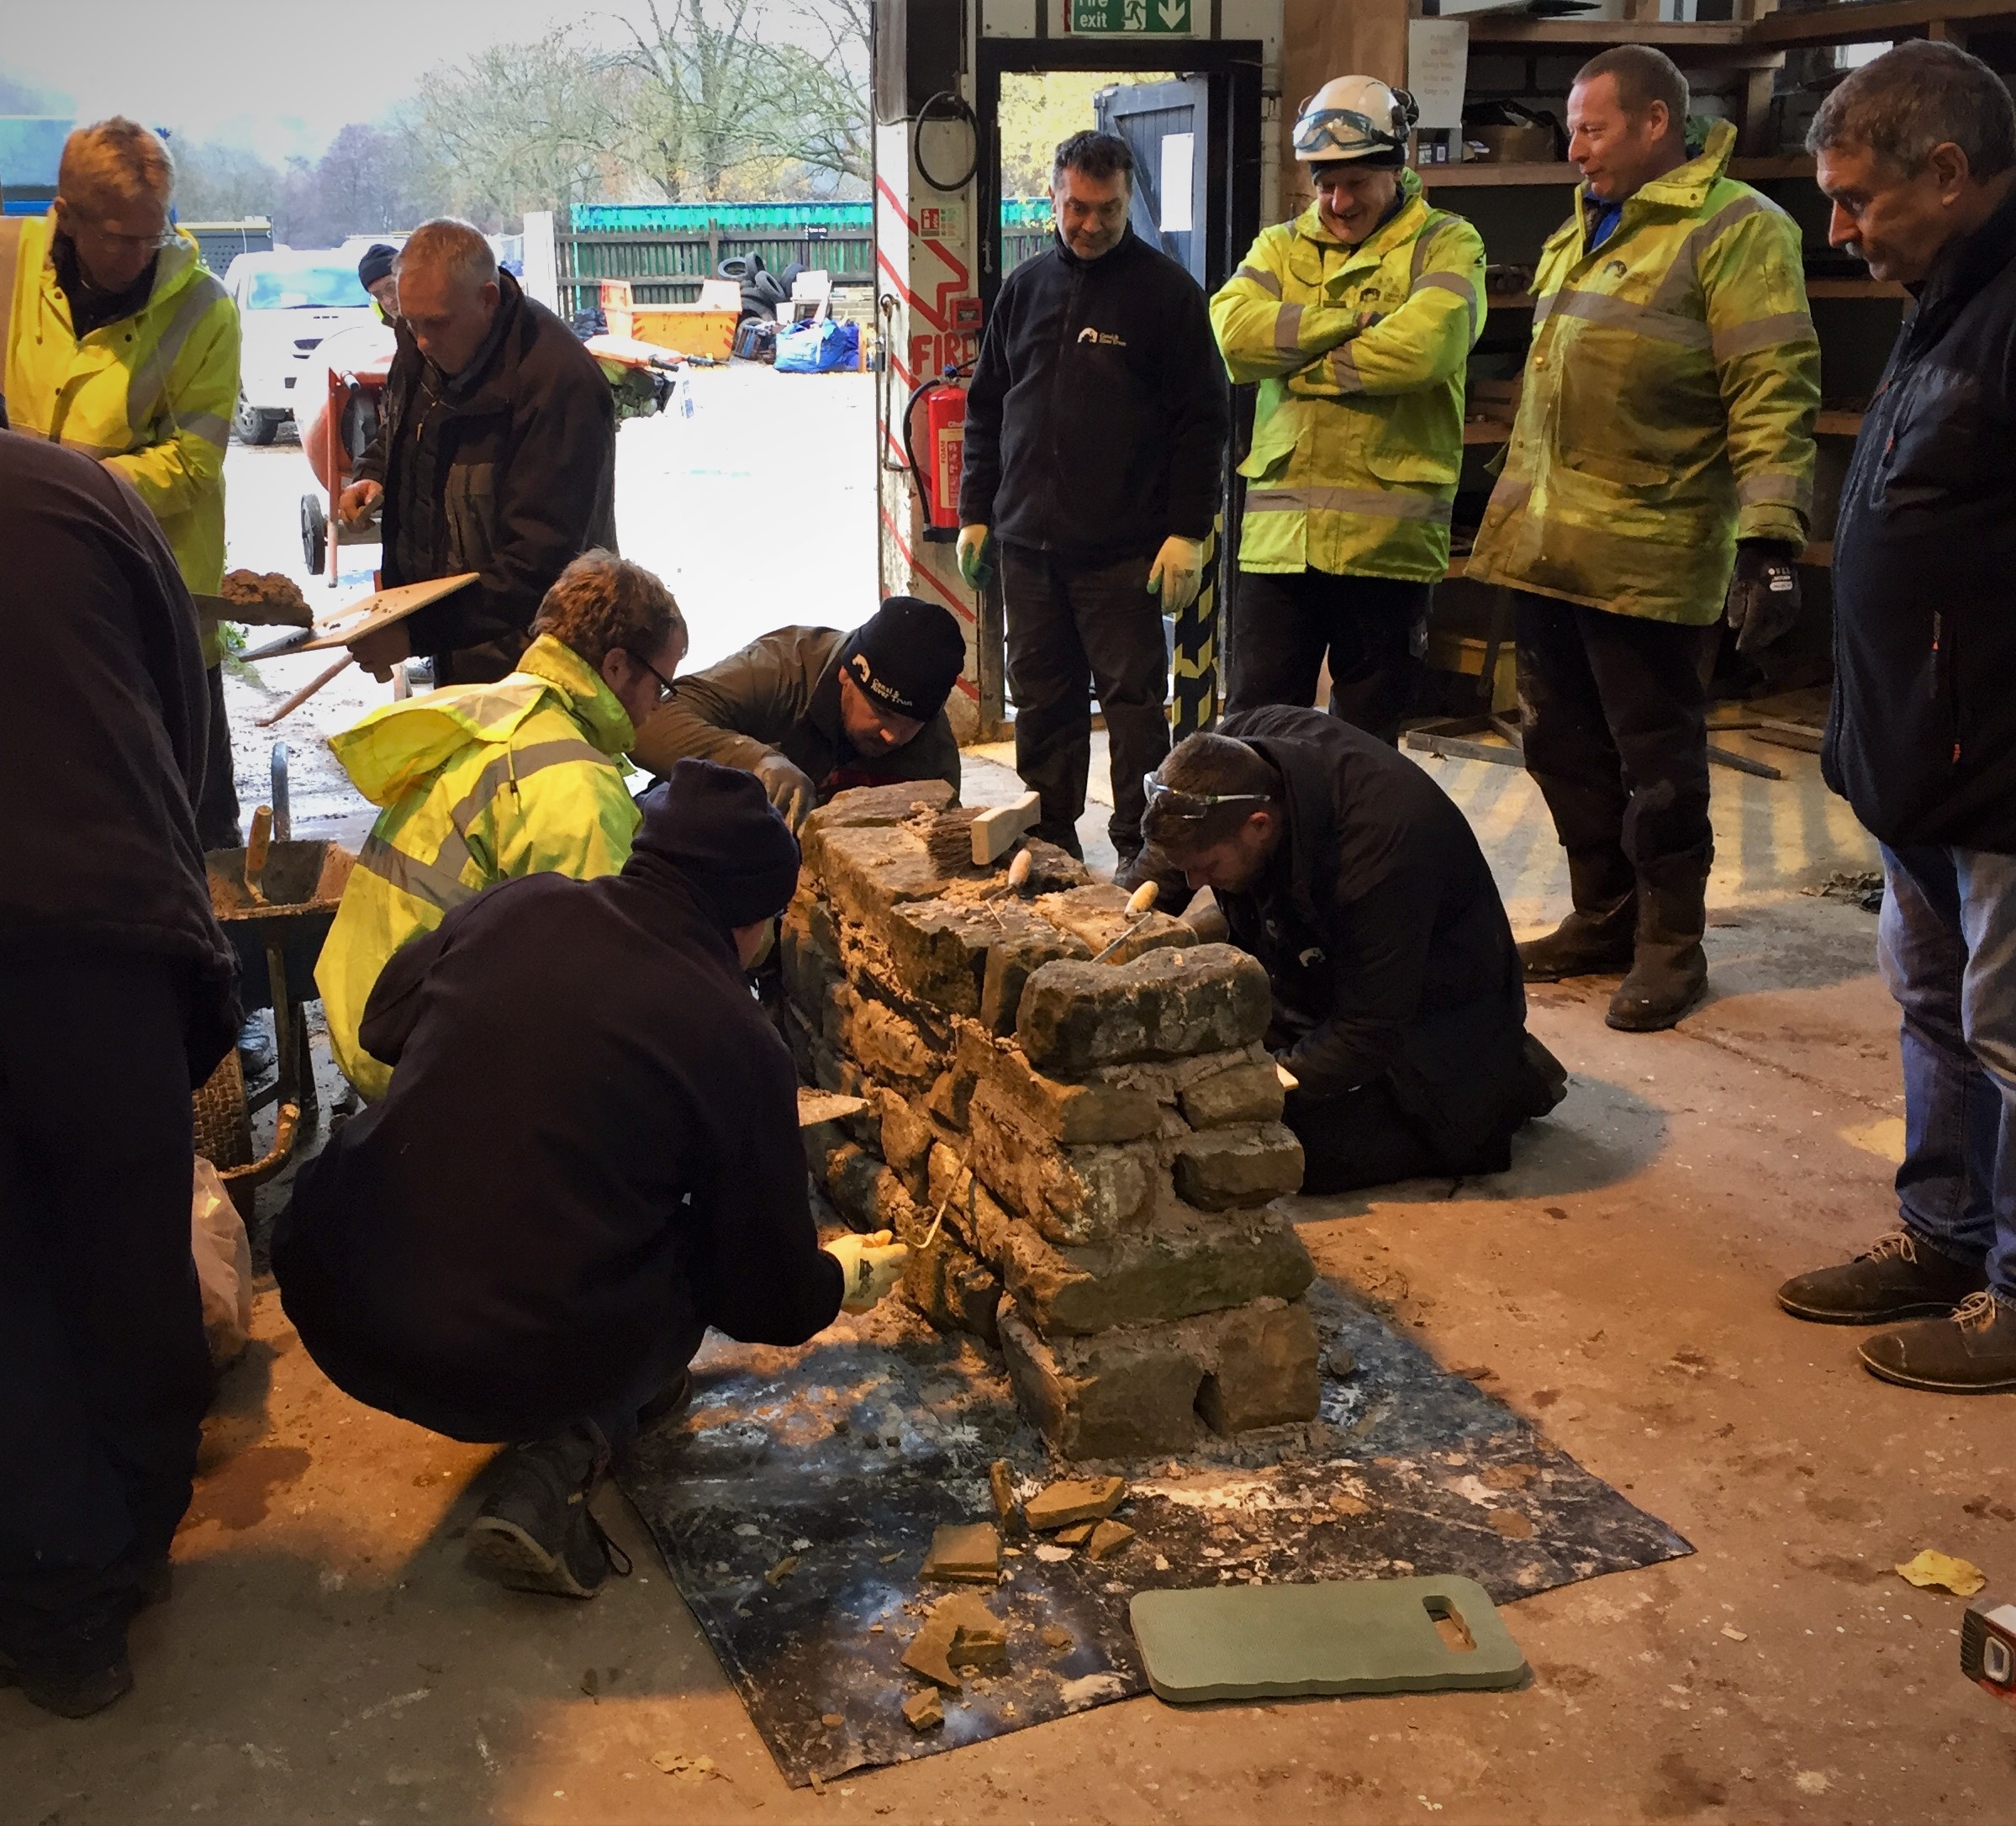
xmin=224 ymin=249 xmax=380 ymax=443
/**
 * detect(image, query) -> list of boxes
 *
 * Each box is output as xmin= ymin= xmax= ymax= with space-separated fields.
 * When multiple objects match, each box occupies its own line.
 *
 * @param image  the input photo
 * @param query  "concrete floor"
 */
xmin=18 ymin=394 xmax=2010 ymax=1820
xmin=13 ymin=726 xmax=2013 ymax=1823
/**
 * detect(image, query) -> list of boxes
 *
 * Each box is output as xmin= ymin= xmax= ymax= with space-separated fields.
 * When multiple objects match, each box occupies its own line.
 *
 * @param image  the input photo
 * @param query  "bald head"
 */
xmin=393 ymin=219 xmax=501 ymax=376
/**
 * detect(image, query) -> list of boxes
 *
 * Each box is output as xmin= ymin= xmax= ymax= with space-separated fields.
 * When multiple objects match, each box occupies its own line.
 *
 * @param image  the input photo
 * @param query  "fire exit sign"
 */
xmin=1069 ymin=0 xmax=1193 ymax=33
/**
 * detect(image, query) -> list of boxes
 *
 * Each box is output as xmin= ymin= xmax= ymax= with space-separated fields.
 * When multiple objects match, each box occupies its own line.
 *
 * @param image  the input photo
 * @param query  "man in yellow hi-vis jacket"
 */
xmin=316 ymin=553 xmax=686 ymax=1101
xmin=1466 ymin=46 xmax=1819 ymax=1031
xmin=4 ymin=119 xmax=241 ymax=849
xmin=1211 ymin=76 xmax=1485 ymax=744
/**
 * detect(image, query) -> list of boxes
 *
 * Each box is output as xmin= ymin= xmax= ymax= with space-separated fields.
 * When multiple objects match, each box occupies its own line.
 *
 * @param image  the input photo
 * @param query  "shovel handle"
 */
xmin=256 ymin=653 xmax=353 ymax=727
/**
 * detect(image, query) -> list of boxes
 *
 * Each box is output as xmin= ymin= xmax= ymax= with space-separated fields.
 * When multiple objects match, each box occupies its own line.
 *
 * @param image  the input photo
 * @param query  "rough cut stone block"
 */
xmin=903 ymin=1227 xmax=1002 ymax=1343
xmin=1194 ymin=1299 xmax=1322 ymax=1434
xmin=1035 ymin=884 xmax=1195 ymax=966
xmin=804 ymin=778 xmax=957 ymax=835
xmin=979 ymin=924 xmax=1090 ymax=1036
xmin=822 ymin=983 xmax=945 ymax=1089
xmin=809 ymin=823 xmax=958 ymax=933
xmin=999 ymin=1204 xmax=1315 ymax=1336
xmin=780 ymin=900 xmax=843 ymax=1020
xmin=926 ymin=1142 xmax=1013 ymax=1264
xmin=1016 ymin=944 xmax=1272 ymax=1074
xmin=1171 ymin=1124 xmax=1306 ymax=1210
xmin=876 ymin=898 xmax=994 ymax=1015
xmin=998 ymin=1301 xmax=1206 ymax=1459
xmin=1179 ymin=1061 xmax=1286 ymax=1129
xmin=1014 ymin=838 xmax=1093 ymax=894
xmin=816 ymin=1137 xmax=918 ymax=1236
xmin=958 ymin=1026 xmax=1161 ymax=1145
xmin=872 ymin=1087 xmax=938 ymax=1201
xmin=967 ymin=1093 xmax=1156 ymax=1248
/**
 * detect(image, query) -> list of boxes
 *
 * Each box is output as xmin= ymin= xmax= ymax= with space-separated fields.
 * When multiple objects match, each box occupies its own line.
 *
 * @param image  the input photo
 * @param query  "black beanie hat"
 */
xmin=357 ymin=243 xmax=398 ymax=290
xmin=627 ymin=759 xmax=801 ymax=928
xmin=839 ymin=595 xmax=966 ymax=721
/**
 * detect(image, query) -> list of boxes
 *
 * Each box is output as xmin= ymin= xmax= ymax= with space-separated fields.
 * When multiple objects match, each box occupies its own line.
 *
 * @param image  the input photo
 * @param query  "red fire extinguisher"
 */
xmin=903 ymin=361 xmax=972 ymax=541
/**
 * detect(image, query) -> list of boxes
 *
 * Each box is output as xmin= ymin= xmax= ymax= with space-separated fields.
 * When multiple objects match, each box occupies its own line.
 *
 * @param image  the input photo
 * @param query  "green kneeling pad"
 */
xmin=1129 ymin=1575 xmax=1528 ymax=1702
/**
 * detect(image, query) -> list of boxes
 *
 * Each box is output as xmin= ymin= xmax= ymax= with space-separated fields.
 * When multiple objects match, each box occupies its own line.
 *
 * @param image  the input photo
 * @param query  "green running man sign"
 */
xmin=1069 ymin=0 xmax=1194 ymax=33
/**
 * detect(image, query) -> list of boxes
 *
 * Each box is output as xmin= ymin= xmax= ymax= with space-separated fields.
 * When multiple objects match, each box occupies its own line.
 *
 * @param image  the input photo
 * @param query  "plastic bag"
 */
xmin=192 ymin=1158 xmax=254 ymax=1367
xmin=774 ymin=319 xmax=860 ymax=374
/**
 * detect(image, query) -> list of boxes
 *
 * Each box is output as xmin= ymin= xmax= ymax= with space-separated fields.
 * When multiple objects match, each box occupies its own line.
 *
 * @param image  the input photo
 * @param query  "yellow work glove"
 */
xmin=1147 ymin=535 xmax=1206 ymax=615
xmin=825 ymin=1229 xmax=910 ymax=1314
xmin=957 ymin=523 xmax=994 ymax=591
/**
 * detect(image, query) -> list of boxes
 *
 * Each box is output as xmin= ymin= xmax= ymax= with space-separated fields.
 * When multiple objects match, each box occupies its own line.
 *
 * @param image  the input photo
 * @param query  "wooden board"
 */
xmin=239 ymin=573 xmax=479 ymax=660
xmin=1130 ymin=1575 xmax=1528 ymax=1703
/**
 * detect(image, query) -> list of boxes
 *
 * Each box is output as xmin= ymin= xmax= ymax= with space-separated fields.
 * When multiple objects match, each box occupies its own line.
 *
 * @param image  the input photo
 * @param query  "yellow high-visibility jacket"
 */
xmin=1465 ymin=122 xmax=1820 ymax=625
xmin=314 ymin=635 xmax=641 ymax=1100
xmin=5 ymin=215 xmax=239 ymax=658
xmin=1211 ymin=171 xmax=1486 ymax=580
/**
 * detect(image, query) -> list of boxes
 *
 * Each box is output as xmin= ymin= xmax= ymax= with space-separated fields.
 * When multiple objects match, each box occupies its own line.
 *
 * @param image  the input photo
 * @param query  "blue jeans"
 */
xmin=1880 ymin=843 xmax=2016 ymax=1303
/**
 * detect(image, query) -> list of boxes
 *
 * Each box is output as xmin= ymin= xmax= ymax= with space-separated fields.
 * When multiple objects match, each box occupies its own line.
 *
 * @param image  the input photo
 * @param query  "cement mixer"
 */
xmin=296 ymin=319 xmax=396 ymax=582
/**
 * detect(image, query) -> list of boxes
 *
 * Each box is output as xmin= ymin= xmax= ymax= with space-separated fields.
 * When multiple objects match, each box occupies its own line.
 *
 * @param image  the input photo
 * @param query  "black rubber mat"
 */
xmin=616 ymin=1279 xmax=1691 ymax=1786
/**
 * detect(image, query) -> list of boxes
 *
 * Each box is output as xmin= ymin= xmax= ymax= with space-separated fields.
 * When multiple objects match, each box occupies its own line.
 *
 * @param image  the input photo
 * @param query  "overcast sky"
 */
xmin=1 ymin=0 xmax=627 ymax=162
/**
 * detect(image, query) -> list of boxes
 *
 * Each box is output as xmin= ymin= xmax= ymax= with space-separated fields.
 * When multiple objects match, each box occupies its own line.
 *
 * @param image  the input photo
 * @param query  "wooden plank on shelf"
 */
xmin=1420 ymin=162 xmax=1580 ymax=187
xmin=1464 ymin=17 xmax=1776 ymax=57
xmin=1749 ymin=0 xmax=2016 ymax=47
xmin=1462 ymin=420 xmax=1515 ymax=445
xmin=1806 ymin=277 xmax=1908 ymax=298
xmin=1815 ymin=410 xmax=1864 ymax=435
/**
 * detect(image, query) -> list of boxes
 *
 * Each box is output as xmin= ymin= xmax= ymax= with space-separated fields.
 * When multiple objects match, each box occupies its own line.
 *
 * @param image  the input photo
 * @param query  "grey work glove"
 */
xmin=755 ymin=752 xmax=818 ymax=831
xmin=1725 ymin=540 xmax=1802 ymax=656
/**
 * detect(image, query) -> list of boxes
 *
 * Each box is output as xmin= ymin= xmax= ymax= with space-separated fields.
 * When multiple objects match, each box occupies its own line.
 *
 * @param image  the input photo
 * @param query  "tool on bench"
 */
xmin=1089 ymin=882 xmax=1160 ymax=964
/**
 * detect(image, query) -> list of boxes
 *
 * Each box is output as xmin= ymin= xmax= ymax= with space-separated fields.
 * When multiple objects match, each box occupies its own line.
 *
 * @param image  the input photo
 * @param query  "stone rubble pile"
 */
xmin=782 ymin=782 xmax=1322 ymax=1459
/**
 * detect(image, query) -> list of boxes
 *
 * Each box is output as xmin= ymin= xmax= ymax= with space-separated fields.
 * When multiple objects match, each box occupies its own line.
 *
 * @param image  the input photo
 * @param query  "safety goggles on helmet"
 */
xmin=1142 ymin=775 xmax=1272 ymax=825
xmin=1292 ymin=107 xmax=1406 ymax=161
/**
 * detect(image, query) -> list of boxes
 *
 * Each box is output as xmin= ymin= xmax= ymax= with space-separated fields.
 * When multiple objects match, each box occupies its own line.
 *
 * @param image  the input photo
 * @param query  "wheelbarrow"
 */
xmin=193 ymin=743 xmax=355 ymax=1196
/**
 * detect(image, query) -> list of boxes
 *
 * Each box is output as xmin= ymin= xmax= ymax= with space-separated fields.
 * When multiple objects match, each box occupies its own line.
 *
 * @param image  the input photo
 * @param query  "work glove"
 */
xmin=754 ymin=752 xmax=818 ymax=832
xmin=957 ymin=523 xmax=994 ymax=591
xmin=1146 ymin=535 xmax=1206 ymax=615
xmin=1724 ymin=540 xmax=1803 ymax=656
xmin=825 ymin=1229 xmax=910 ymax=1314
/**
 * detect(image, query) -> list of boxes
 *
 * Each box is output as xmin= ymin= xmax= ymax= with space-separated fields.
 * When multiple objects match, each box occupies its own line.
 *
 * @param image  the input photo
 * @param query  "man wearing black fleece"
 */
xmin=274 ymin=762 xmax=907 ymax=1599
xmin=958 ymin=130 xmax=1230 ymax=868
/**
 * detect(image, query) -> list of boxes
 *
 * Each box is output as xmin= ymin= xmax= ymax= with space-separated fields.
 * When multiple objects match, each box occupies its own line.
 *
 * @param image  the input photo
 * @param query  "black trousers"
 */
xmin=1513 ymin=591 xmax=1719 ymax=910
xmin=1000 ymin=543 xmax=1171 ymax=862
xmin=1226 ymin=569 xmax=1430 ymax=746
xmin=194 ymin=663 xmax=240 ymax=852
xmin=0 ymin=956 xmax=209 ymax=1664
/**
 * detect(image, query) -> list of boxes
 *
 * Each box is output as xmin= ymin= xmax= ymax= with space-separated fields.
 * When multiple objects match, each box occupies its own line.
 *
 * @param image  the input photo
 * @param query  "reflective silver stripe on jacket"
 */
xmin=360 ymin=736 xmax=618 ymax=910
xmin=1541 ymin=288 xmax=1712 ymax=350
xmin=1412 ymin=272 xmax=1480 ymax=346
xmin=1245 ymin=484 xmax=1452 ymax=525
xmin=1710 ymin=310 xmax=1815 ymax=366
xmin=1735 ymin=469 xmax=1813 ymax=513
xmin=1274 ymin=302 xmax=1305 ymax=355
xmin=1237 ymin=264 xmax=1283 ymax=298
xmin=1649 ymin=192 xmax=1772 ymax=312
xmin=125 ymin=274 xmax=228 ymax=436
xmin=181 ymin=412 xmax=230 ymax=448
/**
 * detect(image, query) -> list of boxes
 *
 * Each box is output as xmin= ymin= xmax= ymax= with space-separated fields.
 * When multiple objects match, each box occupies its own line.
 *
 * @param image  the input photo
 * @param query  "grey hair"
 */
xmin=395 ymin=218 xmax=499 ymax=293
xmin=1808 ymin=39 xmax=2016 ymax=178
xmin=59 ymin=117 xmax=175 ymax=208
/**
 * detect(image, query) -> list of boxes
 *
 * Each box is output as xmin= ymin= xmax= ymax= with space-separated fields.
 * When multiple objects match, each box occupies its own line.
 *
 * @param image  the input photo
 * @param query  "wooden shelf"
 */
xmin=1816 ymin=409 xmax=1865 ymax=435
xmin=1420 ymin=161 xmax=1580 ymax=188
xmin=1750 ymin=0 xmax=2016 ymax=49
xmin=1464 ymin=16 xmax=1786 ymax=64
xmin=1807 ymin=277 xmax=1908 ymax=298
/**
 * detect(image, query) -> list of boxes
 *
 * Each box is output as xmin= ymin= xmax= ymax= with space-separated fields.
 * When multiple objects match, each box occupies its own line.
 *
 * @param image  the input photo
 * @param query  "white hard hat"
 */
xmin=1293 ymin=76 xmax=1420 ymax=166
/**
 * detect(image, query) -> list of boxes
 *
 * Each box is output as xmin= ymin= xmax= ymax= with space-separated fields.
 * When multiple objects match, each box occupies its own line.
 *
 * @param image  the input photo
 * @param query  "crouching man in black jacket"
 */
xmin=274 ymin=763 xmax=908 ymax=1597
xmin=1776 ymin=42 xmax=2016 ymax=1393
xmin=958 ymin=130 xmax=1230 ymax=869
xmin=1136 ymin=709 xmax=1565 ymax=1192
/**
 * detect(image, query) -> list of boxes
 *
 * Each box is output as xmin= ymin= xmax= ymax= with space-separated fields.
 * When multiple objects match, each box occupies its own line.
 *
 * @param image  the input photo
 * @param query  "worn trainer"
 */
xmin=1860 ymin=1291 xmax=2016 ymax=1393
xmin=1776 ymin=1230 xmax=1989 ymax=1324
xmin=467 ymin=1436 xmax=631 ymax=1600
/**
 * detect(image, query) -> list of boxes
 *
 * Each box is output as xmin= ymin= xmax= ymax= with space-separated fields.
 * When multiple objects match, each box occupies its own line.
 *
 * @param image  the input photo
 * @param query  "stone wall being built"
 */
xmin=781 ymin=781 xmax=1322 ymax=1460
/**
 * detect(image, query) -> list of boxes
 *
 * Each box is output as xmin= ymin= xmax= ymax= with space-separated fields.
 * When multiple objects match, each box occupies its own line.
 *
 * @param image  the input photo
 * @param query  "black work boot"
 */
xmin=1860 ymin=1291 xmax=2016 ymax=1393
xmin=1776 ymin=1229 xmax=1989 ymax=1324
xmin=1517 ymin=850 xmax=1637 ymax=982
xmin=0 ymin=1621 xmax=134 ymax=1719
xmin=1607 ymin=855 xmax=1709 ymax=1031
xmin=467 ymin=1429 xmax=631 ymax=1600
